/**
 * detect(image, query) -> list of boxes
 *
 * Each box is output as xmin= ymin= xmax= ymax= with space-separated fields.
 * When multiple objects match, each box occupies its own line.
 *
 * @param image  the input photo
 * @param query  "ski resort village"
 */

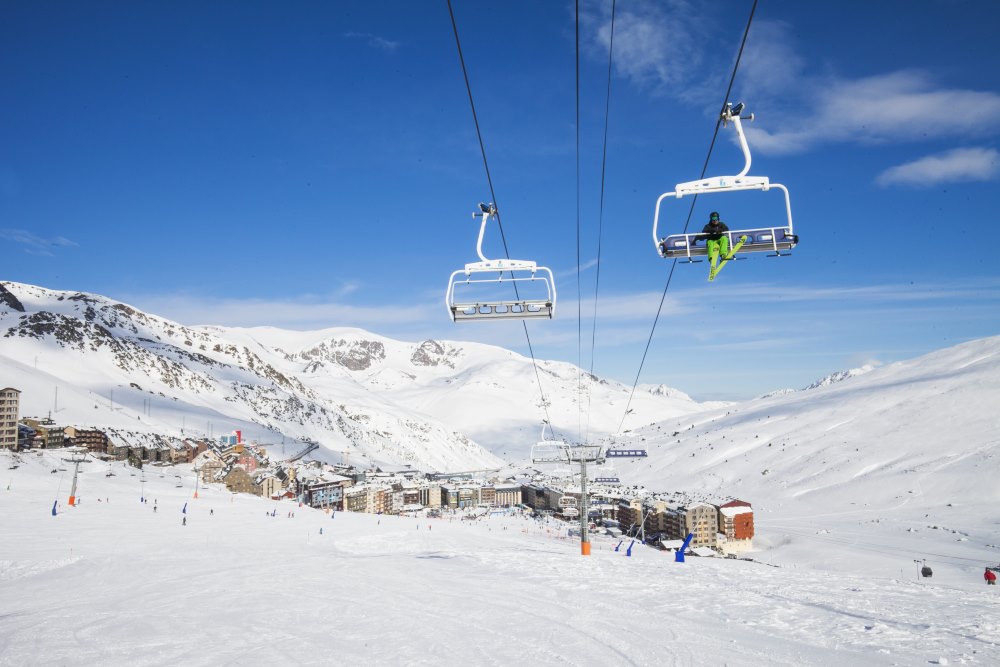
xmin=3 ymin=1 xmax=1000 ymax=665
xmin=3 ymin=402 xmax=757 ymax=556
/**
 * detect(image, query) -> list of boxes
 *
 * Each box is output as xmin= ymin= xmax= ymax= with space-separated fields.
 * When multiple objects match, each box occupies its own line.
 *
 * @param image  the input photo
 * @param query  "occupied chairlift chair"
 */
xmin=446 ymin=203 xmax=557 ymax=322
xmin=653 ymin=102 xmax=798 ymax=261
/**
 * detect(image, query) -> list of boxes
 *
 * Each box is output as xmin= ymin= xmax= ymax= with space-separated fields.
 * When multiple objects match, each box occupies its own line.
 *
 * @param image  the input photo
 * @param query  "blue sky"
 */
xmin=2 ymin=0 xmax=999 ymax=401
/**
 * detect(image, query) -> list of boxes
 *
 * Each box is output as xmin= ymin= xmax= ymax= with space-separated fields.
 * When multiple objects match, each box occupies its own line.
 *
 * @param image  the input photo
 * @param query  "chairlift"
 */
xmin=558 ymin=495 xmax=578 ymax=509
xmin=592 ymin=462 xmax=621 ymax=485
xmin=530 ymin=423 xmax=570 ymax=465
xmin=604 ymin=447 xmax=647 ymax=458
xmin=446 ymin=203 xmax=556 ymax=322
xmin=653 ymin=102 xmax=798 ymax=263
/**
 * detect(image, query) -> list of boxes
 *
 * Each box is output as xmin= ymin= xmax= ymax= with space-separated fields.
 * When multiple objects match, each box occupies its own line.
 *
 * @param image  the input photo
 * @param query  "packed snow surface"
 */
xmin=1 ymin=453 xmax=998 ymax=666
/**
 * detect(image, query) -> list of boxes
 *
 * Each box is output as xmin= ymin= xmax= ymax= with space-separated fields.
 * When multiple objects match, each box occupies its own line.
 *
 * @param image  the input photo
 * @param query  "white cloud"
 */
xmin=336 ymin=280 xmax=361 ymax=298
xmin=125 ymin=293 xmax=430 ymax=331
xmin=583 ymin=4 xmax=1000 ymax=157
xmin=875 ymin=147 xmax=1000 ymax=187
xmin=0 ymin=229 xmax=77 ymax=256
xmin=555 ymin=258 xmax=599 ymax=279
xmin=736 ymin=20 xmax=806 ymax=98
xmin=582 ymin=0 xmax=706 ymax=96
xmin=344 ymin=32 xmax=399 ymax=54
xmin=746 ymin=71 xmax=1000 ymax=155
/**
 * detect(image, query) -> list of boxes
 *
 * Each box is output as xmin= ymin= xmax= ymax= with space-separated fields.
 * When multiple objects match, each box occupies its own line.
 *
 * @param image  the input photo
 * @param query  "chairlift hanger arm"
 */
xmin=446 ymin=202 xmax=558 ymax=322
xmin=651 ymin=102 xmax=796 ymax=256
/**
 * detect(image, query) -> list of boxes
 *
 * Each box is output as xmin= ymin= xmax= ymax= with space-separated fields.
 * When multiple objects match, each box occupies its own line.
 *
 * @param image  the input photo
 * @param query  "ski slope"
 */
xmin=2 ymin=451 xmax=997 ymax=666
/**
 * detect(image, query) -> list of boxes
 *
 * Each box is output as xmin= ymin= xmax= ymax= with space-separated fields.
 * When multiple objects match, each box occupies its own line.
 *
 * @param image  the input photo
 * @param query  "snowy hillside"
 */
xmin=613 ymin=336 xmax=1000 ymax=579
xmin=0 ymin=281 xmax=712 ymax=469
xmin=1 ymin=451 xmax=997 ymax=666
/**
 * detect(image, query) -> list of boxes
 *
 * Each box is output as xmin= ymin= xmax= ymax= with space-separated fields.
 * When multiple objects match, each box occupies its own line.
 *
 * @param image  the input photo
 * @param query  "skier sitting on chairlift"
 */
xmin=694 ymin=212 xmax=730 ymax=268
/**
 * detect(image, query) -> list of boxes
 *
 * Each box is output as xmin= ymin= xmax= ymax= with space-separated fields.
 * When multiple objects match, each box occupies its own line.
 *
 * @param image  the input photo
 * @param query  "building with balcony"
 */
xmin=718 ymin=500 xmax=754 ymax=554
xmin=21 ymin=418 xmax=65 ymax=449
xmin=65 ymin=427 xmax=110 ymax=454
xmin=0 ymin=388 xmax=20 ymax=450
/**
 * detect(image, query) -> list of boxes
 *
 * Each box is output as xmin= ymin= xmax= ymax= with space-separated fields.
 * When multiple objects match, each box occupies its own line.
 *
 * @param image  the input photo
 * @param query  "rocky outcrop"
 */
xmin=410 ymin=340 xmax=459 ymax=369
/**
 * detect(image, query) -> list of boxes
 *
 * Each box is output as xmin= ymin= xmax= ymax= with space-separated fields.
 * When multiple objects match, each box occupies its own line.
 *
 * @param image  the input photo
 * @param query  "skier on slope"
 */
xmin=986 ymin=568 xmax=997 ymax=585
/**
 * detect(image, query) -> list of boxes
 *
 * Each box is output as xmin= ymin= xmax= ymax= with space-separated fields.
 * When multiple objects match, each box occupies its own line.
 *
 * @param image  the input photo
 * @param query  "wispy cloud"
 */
xmin=744 ymin=70 xmax=1000 ymax=155
xmin=735 ymin=20 xmax=805 ymax=99
xmin=0 ymin=229 xmax=77 ymax=256
xmin=555 ymin=258 xmax=600 ymax=279
xmin=344 ymin=31 xmax=400 ymax=54
xmin=581 ymin=0 xmax=706 ymax=96
xmin=336 ymin=280 xmax=361 ymax=298
xmin=876 ymin=147 xmax=1000 ymax=187
xmin=582 ymin=4 xmax=1000 ymax=156
xmin=127 ymin=293 xmax=428 ymax=331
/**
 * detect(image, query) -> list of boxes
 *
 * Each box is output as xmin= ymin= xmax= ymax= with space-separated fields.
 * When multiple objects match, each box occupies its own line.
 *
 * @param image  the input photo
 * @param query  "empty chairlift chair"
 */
xmin=446 ymin=203 xmax=557 ymax=322
xmin=530 ymin=423 xmax=570 ymax=466
xmin=604 ymin=447 xmax=647 ymax=458
xmin=592 ymin=463 xmax=621 ymax=485
xmin=653 ymin=102 xmax=798 ymax=261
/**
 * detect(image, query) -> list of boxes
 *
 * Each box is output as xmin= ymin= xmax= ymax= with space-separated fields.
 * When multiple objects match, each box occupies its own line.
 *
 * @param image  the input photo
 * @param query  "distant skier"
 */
xmin=986 ymin=568 xmax=997 ymax=585
xmin=182 ymin=516 xmax=186 ymax=526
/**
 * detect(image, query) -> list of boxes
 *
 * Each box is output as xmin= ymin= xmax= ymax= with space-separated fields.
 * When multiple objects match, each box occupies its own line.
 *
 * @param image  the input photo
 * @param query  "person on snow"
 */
xmin=694 ymin=211 xmax=731 ymax=269
xmin=986 ymin=568 xmax=997 ymax=585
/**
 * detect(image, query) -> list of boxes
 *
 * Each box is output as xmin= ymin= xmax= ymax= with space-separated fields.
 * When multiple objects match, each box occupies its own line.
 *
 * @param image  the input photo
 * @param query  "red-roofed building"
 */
xmin=718 ymin=500 xmax=754 ymax=554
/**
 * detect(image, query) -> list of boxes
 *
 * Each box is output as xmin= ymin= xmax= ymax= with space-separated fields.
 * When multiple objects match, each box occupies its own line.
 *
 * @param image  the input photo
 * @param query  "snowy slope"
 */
xmin=1 ymin=451 xmax=997 ymax=666
xmin=614 ymin=336 xmax=1000 ymax=579
xmin=0 ymin=282 xmax=500 ymax=471
xmin=225 ymin=324 xmax=722 ymax=460
xmin=0 ymin=281 xmax=713 ymax=469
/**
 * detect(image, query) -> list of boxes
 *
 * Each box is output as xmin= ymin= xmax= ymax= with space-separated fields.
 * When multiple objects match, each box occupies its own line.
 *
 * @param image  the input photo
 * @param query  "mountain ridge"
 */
xmin=0 ymin=281 xmax=712 ymax=469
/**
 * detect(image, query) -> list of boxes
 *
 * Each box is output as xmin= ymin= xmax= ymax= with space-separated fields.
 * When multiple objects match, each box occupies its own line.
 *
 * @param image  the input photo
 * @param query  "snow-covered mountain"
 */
xmin=0 ymin=281 xmax=713 ymax=469
xmin=613 ymin=335 xmax=1000 ymax=577
xmin=802 ymin=363 xmax=877 ymax=390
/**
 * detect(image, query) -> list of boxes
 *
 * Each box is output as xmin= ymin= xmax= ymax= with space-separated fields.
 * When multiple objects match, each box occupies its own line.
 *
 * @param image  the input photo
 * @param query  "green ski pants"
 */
xmin=707 ymin=236 xmax=730 ymax=263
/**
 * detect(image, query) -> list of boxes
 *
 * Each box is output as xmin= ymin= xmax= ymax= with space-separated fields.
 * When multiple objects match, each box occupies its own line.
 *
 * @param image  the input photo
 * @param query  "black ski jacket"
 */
xmin=696 ymin=220 xmax=729 ymax=242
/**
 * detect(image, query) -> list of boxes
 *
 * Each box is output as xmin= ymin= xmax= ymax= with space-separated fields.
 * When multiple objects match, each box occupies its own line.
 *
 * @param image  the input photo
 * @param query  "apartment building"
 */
xmin=718 ymin=500 xmax=754 ymax=554
xmin=0 ymin=388 xmax=19 ymax=449
xmin=418 ymin=483 xmax=442 ymax=508
xmin=667 ymin=502 xmax=719 ymax=548
xmin=21 ymin=417 xmax=65 ymax=449
xmin=493 ymin=483 xmax=522 ymax=507
xmin=65 ymin=427 xmax=110 ymax=454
